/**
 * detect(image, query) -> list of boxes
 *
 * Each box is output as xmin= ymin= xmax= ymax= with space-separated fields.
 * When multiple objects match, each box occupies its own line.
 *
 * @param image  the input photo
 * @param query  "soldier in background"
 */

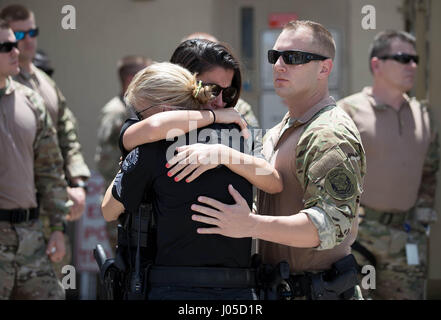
xmin=95 ymin=55 xmax=151 ymax=250
xmin=0 ymin=4 xmax=91 ymax=280
xmin=0 ymin=19 xmax=69 ymax=299
xmin=95 ymin=55 xmax=152 ymax=186
xmin=338 ymin=30 xmax=439 ymax=299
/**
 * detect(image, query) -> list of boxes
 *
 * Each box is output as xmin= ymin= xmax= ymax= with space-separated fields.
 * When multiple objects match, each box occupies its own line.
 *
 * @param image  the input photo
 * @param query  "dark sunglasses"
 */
xmin=14 ymin=27 xmax=39 ymax=41
xmin=268 ymin=49 xmax=329 ymax=65
xmin=378 ymin=53 xmax=419 ymax=65
xmin=134 ymin=104 xmax=160 ymax=120
xmin=0 ymin=41 xmax=18 ymax=53
xmin=204 ymin=83 xmax=237 ymax=104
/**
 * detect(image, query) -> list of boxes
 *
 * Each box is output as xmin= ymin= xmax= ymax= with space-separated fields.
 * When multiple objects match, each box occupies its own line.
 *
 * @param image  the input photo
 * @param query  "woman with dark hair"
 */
xmin=170 ymin=39 xmax=242 ymax=109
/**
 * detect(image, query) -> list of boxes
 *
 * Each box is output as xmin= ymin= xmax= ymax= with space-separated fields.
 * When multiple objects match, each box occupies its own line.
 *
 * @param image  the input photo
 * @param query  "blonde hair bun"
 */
xmin=125 ymin=62 xmax=213 ymax=112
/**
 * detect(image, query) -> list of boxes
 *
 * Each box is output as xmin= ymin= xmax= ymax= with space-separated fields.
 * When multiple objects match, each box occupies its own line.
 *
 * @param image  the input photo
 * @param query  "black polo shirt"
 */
xmin=113 ymin=121 xmax=253 ymax=268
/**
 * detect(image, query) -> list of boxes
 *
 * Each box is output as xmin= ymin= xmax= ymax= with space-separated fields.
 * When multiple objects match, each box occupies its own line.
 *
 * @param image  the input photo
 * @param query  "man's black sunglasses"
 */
xmin=203 ymin=83 xmax=238 ymax=104
xmin=268 ymin=49 xmax=329 ymax=65
xmin=378 ymin=53 xmax=419 ymax=65
xmin=14 ymin=28 xmax=39 ymax=41
xmin=0 ymin=41 xmax=18 ymax=53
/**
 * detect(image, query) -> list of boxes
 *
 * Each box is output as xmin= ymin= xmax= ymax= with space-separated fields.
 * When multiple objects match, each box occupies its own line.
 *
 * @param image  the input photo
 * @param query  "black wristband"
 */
xmin=70 ymin=180 xmax=88 ymax=192
xmin=208 ymin=109 xmax=216 ymax=124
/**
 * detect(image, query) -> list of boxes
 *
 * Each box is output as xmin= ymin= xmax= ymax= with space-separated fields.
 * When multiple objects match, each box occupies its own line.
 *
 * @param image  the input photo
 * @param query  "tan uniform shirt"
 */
xmin=0 ymin=78 xmax=69 ymax=226
xmin=14 ymin=65 xmax=90 ymax=180
xmin=258 ymin=96 xmax=366 ymax=272
xmin=0 ymin=79 xmax=38 ymax=209
xmin=338 ymin=87 xmax=433 ymax=212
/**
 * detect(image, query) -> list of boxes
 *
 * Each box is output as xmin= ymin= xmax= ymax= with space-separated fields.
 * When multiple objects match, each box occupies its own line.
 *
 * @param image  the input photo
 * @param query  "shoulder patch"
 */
xmin=324 ymin=167 xmax=356 ymax=200
xmin=122 ymin=148 xmax=139 ymax=172
xmin=114 ymin=171 xmax=123 ymax=197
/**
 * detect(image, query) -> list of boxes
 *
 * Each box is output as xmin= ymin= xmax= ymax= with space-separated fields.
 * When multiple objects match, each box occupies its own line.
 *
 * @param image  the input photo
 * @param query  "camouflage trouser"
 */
xmin=0 ymin=220 xmax=65 ymax=300
xmin=289 ymin=285 xmax=363 ymax=300
xmin=353 ymin=219 xmax=427 ymax=300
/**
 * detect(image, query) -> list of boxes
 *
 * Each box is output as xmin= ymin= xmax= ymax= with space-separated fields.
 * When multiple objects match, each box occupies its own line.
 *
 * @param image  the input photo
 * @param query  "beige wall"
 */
xmin=2 ymin=0 xmax=218 ymax=167
xmin=347 ymin=0 xmax=404 ymax=94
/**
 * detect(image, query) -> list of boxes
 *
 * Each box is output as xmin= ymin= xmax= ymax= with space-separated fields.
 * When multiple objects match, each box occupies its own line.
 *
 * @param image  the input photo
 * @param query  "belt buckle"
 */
xmin=10 ymin=210 xmax=23 ymax=224
xmin=24 ymin=208 xmax=30 ymax=222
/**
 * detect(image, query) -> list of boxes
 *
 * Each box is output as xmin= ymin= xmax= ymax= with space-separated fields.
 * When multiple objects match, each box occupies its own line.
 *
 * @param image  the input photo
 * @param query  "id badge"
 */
xmin=405 ymin=243 xmax=420 ymax=266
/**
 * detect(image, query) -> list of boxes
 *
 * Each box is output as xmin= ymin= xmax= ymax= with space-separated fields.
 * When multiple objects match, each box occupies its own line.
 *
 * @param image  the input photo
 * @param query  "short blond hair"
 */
xmin=284 ymin=20 xmax=335 ymax=60
xmin=124 ymin=62 xmax=213 ymax=112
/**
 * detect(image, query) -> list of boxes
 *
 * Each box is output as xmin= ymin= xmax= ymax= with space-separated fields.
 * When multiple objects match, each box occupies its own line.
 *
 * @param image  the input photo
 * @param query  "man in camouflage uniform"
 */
xmin=0 ymin=20 xmax=70 ymax=299
xmin=338 ymin=30 xmax=439 ymax=300
xmin=190 ymin=20 xmax=366 ymax=300
xmin=0 ymin=5 xmax=91 ymax=279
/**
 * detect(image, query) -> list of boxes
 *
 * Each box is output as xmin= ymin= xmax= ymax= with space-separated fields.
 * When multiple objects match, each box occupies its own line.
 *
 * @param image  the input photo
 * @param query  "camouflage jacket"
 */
xmin=234 ymin=98 xmax=260 ymax=128
xmin=259 ymin=96 xmax=366 ymax=250
xmin=14 ymin=65 xmax=90 ymax=181
xmin=4 ymin=79 xmax=71 ymax=227
xmin=95 ymin=96 xmax=131 ymax=186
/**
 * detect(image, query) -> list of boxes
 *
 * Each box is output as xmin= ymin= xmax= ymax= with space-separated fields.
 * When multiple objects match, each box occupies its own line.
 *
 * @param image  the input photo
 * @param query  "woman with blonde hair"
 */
xmin=101 ymin=61 xmax=258 ymax=300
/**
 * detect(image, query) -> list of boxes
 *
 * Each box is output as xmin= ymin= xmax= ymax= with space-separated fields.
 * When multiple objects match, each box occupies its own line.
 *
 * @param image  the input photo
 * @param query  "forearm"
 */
xmin=223 ymin=147 xmax=283 ymax=194
xmin=101 ymin=179 xmax=125 ymax=222
xmin=123 ymin=110 xmax=214 ymax=151
xmin=251 ymin=212 xmax=320 ymax=248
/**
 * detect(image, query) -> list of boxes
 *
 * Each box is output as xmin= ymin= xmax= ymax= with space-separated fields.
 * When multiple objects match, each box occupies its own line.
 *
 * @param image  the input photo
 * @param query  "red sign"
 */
xmin=75 ymin=171 xmax=112 ymax=272
xmin=268 ymin=13 xmax=298 ymax=29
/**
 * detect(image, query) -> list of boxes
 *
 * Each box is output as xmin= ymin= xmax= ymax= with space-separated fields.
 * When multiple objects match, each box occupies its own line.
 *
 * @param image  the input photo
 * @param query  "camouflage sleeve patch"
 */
xmin=324 ymin=167 xmax=357 ymax=201
xmin=296 ymin=108 xmax=366 ymax=249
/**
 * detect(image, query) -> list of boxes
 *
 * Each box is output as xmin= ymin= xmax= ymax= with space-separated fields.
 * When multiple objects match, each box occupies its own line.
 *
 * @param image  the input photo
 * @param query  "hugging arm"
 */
xmin=166 ymin=143 xmax=283 ymax=194
xmin=122 ymin=108 xmax=249 ymax=151
xmin=101 ymin=144 xmax=155 ymax=222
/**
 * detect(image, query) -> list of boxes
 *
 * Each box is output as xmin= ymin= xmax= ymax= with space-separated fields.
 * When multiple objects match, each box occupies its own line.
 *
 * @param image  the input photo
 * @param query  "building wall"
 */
xmin=2 ymin=0 xmax=218 ymax=167
xmin=348 ymin=0 xmax=404 ymax=94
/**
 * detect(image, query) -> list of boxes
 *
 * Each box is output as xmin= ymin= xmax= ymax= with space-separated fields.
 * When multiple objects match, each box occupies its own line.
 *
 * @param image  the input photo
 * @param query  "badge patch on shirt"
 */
xmin=324 ymin=167 xmax=356 ymax=200
xmin=114 ymin=171 xmax=123 ymax=197
xmin=122 ymin=148 xmax=139 ymax=172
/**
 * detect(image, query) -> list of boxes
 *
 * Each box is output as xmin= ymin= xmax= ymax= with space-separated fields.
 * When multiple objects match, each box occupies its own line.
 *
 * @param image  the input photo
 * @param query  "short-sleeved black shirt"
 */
xmin=113 ymin=121 xmax=253 ymax=268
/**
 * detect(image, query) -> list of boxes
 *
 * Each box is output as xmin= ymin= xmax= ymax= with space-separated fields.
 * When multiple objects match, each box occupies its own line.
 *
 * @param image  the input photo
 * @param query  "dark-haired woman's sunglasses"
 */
xmin=378 ymin=53 xmax=419 ymax=65
xmin=268 ymin=49 xmax=329 ymax=65
xmin=204 ymin=83 xmax=237 ymax=104
xmin=0 ymin=41 xmax=18 ymax=53
xmin=14 ymin=28 xmax=39 ymax=41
